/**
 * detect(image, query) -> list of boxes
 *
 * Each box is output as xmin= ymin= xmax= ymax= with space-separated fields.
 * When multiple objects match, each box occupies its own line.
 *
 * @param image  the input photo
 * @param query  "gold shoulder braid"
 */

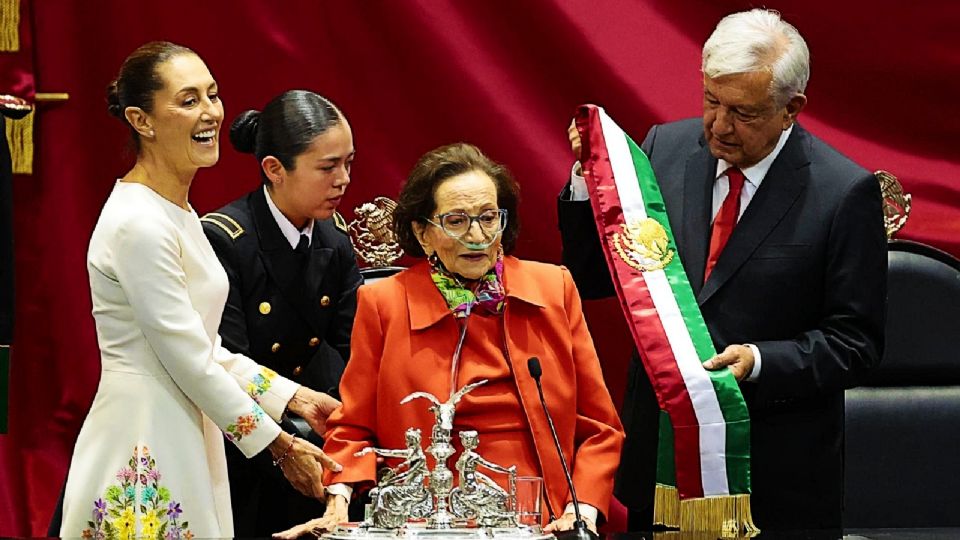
xmin=332 ymin=211 xmax=349 ymax=234
xmin=200 ymin=212 xmax=245 ymax=240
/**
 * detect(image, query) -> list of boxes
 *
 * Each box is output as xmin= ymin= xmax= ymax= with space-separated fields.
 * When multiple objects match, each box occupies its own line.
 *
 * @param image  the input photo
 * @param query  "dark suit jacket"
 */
xmin=202 ymin=187 xmax=362 ymax=535
xmin=558 ymin=119 xmax=887 ymax=530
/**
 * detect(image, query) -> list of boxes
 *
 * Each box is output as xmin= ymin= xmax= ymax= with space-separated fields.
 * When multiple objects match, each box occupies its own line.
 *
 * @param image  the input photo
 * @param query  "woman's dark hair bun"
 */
xmin=229 ymin=109 xmax=261 ymax=154
xmin=106 ymin=80 xmax=123 ymax=119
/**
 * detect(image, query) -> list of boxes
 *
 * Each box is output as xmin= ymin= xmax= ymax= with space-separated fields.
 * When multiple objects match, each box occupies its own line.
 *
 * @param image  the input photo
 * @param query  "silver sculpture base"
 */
xmin=322 ymin=522 xmax=554 ymax=540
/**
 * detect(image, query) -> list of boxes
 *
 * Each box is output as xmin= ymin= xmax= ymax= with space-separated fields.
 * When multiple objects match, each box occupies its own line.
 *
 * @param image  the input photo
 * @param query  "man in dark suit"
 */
xmin=202 ymin=187 xmax=362 ymax=534
xmin=558 ymin=9 xmax=886 ymax=530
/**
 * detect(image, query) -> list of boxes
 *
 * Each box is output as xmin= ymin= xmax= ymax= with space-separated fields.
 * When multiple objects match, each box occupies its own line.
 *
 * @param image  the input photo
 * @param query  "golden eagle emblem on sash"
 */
xmin=613 ymin=218 xmax=674 ymax=272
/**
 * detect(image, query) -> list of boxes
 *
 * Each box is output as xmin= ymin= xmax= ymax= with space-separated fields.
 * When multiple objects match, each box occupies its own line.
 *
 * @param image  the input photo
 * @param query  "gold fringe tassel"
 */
xmin=5 ymin=109 xmax=33 ymax=174
xmin=653 ymin=483 xmax=681 ymax=529
xmin=653 ymin=484 xmax=759 ymax=537
xmin=0 ymin=0 xmax=19 ymax=52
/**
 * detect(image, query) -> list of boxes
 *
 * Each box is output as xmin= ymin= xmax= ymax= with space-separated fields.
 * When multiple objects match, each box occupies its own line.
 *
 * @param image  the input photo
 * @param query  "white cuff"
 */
xmin=568 ymin=162 xmax=590 ymax=201
xmin=562 ymin=502 xmax=598 ymax=524
xmin=326 ymin=482 xmax=353 ymax=500
xmin=745 ymin=344 xmax=762 ymax=382
xmin=265 ymin=378 xmax=300 ymax=423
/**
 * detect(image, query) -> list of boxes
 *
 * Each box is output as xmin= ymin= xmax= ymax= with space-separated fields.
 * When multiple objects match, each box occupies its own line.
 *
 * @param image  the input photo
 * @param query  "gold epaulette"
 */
xmin=200 ymin=212 xmax=245 ymax=240
xmin=332 ymin=211 xmax=349 ymax=235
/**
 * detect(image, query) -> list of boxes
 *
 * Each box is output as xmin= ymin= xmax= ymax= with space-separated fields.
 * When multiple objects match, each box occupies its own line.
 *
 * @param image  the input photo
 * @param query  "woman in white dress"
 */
xmin=60 ymin=41 xmax=342 ymax=539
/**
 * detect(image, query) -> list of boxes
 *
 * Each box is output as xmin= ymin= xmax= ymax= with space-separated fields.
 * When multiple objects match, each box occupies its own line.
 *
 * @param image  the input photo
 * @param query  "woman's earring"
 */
xmin=148 ymin=130 xmax=155 ymax=137
xmin=427 ymin=251 xmax=441 ymax=269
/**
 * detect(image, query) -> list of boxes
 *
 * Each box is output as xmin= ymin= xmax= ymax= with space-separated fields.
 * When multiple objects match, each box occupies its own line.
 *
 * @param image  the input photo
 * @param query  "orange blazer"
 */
xmin=323 ymin=256 xmax=624 ymax=518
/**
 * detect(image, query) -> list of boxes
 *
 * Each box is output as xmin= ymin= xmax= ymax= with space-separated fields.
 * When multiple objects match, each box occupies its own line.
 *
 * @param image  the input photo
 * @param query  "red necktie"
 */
xmin=704 ymin=168 xmax=745 ymax=283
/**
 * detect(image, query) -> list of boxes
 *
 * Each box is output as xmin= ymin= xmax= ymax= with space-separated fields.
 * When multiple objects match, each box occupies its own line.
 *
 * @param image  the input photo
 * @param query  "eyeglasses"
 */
xmin=426 ymin=209 xmax=508 ymax=239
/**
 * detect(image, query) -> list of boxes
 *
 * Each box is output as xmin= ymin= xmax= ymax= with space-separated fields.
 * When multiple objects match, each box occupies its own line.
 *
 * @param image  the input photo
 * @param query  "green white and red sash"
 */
xmin=575 ymin=105 xmax=755 ymax=532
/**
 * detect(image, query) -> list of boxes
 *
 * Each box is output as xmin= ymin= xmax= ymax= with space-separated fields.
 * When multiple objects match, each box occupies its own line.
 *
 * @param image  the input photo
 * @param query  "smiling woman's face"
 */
xmin=414 ymin=170 xmax=501 ymax=280
xmin=147 ymin=53 xmax=224 ymax=172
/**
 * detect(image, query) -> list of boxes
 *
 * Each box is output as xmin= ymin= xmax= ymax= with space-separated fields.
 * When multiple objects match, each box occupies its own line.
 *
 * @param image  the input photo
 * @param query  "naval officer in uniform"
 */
xmin=202 ymin=90 xmax=362 ymax=536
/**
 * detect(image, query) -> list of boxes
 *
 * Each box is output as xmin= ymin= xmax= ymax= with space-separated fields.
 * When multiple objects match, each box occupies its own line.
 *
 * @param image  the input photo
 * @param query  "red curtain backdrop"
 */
xmin=2 ymin=0 xmax=958 ymax=534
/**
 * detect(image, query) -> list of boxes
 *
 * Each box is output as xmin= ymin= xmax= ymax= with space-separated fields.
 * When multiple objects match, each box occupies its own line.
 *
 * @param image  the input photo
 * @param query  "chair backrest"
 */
xmin=866 ymin=240 xmax=960 ymax=386
xmin=843 ymin=240 xmax=960 ymax=528
xmin=360 ymin=266 xmax=406 ymax=284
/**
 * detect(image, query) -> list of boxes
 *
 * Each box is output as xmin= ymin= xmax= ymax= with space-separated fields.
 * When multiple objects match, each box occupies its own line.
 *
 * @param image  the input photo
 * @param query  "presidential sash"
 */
xmin=575 ymin=105 xmax=755 ymax=533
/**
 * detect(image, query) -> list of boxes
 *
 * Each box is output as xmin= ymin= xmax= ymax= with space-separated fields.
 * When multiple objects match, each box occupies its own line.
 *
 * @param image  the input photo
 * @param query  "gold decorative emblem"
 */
xmin=876 ymin=170 xmax=911 ymax=239
xmin=613 ymin=218 xmax=675 ymax=272
xmin=348 ymin=196 xmax=404 ymax=267
xmin=259 ymin=302 xmax=271 ymax=315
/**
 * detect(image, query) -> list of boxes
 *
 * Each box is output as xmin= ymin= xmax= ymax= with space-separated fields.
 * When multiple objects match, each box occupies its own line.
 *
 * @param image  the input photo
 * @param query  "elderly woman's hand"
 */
xmin=273 ymin=494 xmax=349 ymax=539
xmin=286 ymin=386 xmax=341 ymax=435
xmin=543 ymin=513 xmax=597 ymax=534
xmin=268 ymin=432 xmax=342 ymax=500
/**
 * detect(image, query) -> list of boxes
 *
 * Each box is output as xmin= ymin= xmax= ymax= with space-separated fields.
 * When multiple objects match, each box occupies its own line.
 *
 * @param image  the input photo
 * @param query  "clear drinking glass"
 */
xmin=513 ymin=475 xmax=543 ymax=526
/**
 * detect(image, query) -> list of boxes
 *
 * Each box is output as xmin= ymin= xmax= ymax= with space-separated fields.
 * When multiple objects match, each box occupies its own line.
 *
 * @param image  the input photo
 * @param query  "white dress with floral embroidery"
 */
xmin=60 ymin=181 xmax=300 ymax=539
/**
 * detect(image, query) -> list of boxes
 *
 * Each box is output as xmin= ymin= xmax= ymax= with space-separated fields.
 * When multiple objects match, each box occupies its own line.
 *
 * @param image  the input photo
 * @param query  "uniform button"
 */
xmin=293 ymin=366 xmax=303 ymax=376
xmin=259 ymin=302 xmax=272 ymax=315
xmin=271 ymin=342 xmax=281 ymax=353
xmin=320 ymin=295 xmax=331 ymax=307
xmin=309 ymin=337 xmax=320 ymax=347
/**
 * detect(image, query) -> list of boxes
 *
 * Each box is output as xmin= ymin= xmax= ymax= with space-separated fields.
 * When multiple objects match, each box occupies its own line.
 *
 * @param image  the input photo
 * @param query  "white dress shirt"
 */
xmin=263 ymin=185 xmax=314 ymax=249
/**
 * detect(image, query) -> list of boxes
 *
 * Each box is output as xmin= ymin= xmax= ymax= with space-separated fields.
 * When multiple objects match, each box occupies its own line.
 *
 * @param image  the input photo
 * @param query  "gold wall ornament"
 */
xmin=2 ymin=94 xmax=71 ymax=175
xmin=349 ymin=196 xmax=404 ymax=267
xmin=0 ymin=0 xmax=19 ymax=52
xmin=613 ymin=217 xmax=675 ymax=272
xmin=876 ymin=170 xmax=911 ymax=239
xmin=1 ymin=95 xmax=32 ymax=174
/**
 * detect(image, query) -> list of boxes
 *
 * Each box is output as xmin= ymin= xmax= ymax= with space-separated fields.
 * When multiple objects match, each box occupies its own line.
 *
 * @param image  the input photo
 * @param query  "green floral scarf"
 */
xmin=429 ymin=252 xmax=505 ymax=318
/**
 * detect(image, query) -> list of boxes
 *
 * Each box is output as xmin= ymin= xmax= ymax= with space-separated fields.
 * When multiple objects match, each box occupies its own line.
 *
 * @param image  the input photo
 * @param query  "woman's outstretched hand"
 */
xmin=268 ymin=432 xmax=342 ymax=499
xmin=286 ymin=386 xmax=342 ymax=435
xmin=544 ymin=512 xmax=597 ymax=534
xmin=273 ymin=494 xmax=349 ymax=539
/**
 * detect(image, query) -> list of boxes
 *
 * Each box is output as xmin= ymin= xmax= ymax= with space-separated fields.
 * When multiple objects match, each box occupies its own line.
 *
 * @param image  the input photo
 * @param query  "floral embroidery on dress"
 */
xmin=82 ymin=445 xmax=192 ymax=540
xmin=246 ymin=367 xmax=277 ymax=403
xmin=224 ymin=403 xmax=265 ymax=442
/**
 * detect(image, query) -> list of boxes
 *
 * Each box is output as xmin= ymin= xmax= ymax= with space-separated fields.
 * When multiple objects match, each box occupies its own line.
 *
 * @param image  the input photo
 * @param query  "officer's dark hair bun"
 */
xmin=106 ymin=80 xmax=123 ymax=119
xmin=229 ymin=110 xmax=261 ymax=154
xmin=237 ymin=90 xmax=345 ymax=186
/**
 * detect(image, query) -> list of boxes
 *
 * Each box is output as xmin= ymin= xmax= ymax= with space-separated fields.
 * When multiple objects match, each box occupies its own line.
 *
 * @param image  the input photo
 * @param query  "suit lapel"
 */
xmin=698 ymin=125 xmax=811 ymax=305
xmin=251 ymin=189 xmax=321 ymax=334
xmin=678 ymin=141 xmax=715 ymax=297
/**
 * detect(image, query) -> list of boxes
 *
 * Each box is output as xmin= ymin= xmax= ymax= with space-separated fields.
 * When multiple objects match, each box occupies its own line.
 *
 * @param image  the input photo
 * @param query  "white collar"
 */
xmin=263 ymin=185 xmax=314 ymax=250
xmin=715 ymin=124 xmax=794 ymax=186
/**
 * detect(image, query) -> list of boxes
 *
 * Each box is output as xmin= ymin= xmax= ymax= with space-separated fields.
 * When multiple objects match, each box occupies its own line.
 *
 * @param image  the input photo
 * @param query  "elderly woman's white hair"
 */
xmin=702 ymin=9 xmax=810 ymax=107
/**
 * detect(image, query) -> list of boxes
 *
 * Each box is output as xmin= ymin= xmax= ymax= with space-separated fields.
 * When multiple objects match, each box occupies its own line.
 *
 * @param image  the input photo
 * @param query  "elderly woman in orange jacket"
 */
xmin=277 ymin=143 xmax=624 ymax=538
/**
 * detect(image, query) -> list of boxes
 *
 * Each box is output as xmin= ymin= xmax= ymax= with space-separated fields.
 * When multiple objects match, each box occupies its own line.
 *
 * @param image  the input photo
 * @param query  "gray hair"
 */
xmin=702 ymin=9 xmax=810 ymax=106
